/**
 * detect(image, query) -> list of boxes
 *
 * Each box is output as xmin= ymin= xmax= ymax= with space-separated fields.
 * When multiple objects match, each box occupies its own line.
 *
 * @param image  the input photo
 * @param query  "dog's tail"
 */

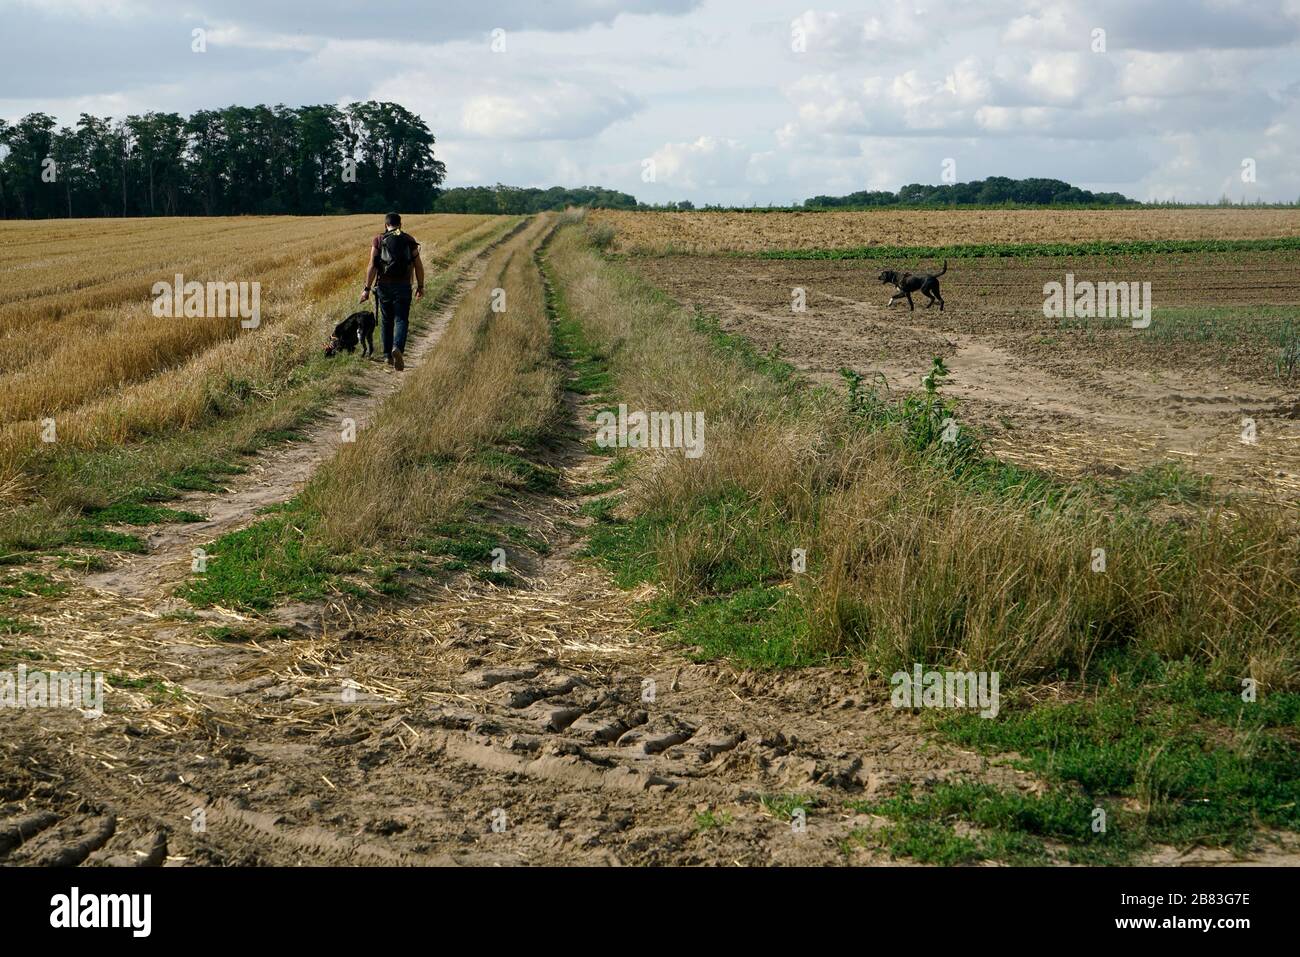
xmin=932 ymin=260 xmax=948 ymax=277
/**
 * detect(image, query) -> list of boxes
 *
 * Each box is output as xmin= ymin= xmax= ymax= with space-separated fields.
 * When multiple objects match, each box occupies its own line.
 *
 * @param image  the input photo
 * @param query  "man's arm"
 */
xmin=360 ymin=244 xmax=378 ymax=302
xmin=413 ymin=250 xmax=425 ymax=300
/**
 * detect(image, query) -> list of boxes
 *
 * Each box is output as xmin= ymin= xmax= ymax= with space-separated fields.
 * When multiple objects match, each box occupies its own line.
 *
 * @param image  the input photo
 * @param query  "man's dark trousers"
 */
xmin=377 ymin=284 xmax=413 ymax=358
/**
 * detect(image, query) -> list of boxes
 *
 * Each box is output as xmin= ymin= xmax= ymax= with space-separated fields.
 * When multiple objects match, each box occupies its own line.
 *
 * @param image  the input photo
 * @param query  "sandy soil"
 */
xmin=629 ymin=253 xmax=1300 ymax=502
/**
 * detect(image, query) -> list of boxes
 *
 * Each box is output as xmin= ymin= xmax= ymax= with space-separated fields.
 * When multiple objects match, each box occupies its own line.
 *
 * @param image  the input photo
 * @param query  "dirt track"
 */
xmin=3 ymin=243 xmax=1297 ymax=867
xmin=80 ymin=258 xmax=488 ymax=604
xmin=0 ymin=302 xmax=1025 ymax=866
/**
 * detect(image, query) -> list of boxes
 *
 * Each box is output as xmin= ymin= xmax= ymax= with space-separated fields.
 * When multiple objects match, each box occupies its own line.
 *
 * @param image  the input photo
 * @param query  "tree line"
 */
xmin=432 ymin=184 xmax=638 ymax=214
xmin=0 ymin=102 xmax=445 ymax=219
xmin=805 ymin=176 xmax=1136 ymax=208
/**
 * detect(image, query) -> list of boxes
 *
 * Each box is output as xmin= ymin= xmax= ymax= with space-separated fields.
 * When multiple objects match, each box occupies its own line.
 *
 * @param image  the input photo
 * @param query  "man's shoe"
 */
xmin=384 ymin=353 xmax=394 ymax=366
xmin=392 ymin=348 xmax=404 ymax=371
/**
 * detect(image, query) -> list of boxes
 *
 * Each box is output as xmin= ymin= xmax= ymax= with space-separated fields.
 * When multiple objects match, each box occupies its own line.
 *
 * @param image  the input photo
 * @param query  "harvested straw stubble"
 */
xmin=589 ymin=208 xmax=1300 ymax=255
xmin=0 ymin=214 xmax=507 ymax=482
xmin=0 ymin=217 xmax=521 ymax=559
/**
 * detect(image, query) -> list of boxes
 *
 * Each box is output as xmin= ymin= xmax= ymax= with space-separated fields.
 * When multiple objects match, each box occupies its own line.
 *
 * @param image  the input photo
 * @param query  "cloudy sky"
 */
xmin=3 ymin=0 xmax=1299 ymax=204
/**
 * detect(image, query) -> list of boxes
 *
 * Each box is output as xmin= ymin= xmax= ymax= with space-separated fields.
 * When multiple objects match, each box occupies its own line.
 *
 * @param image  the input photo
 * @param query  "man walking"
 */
xmin=360 ymin=212 xmax=424 ymax=371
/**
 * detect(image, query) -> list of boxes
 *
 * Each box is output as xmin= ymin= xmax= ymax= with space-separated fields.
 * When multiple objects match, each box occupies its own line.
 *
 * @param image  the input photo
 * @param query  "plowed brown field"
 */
xmin=629 ymin=242 xmax=1300 ymax=501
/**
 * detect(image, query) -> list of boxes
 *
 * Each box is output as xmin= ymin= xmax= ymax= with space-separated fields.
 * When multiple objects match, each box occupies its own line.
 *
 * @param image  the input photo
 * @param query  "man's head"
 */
xmin=384 ymin=212 xmax=402 ymax=231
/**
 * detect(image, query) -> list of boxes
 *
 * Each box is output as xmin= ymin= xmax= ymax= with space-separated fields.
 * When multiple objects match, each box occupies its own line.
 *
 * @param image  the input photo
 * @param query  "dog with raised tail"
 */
xmin=879 ymin=260 xmax=947 ymax=311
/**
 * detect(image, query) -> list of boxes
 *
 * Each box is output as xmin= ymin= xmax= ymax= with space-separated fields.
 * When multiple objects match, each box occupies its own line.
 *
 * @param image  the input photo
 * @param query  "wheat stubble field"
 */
xmin=0 ymin=213 xmax=499 ymax=476
xmin=0 ymin=209 xmax=1297 ymax=868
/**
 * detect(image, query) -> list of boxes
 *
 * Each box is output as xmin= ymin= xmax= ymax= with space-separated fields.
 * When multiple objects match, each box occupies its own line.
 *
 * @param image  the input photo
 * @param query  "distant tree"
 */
xmin=185 ymin=109 xmax=228 ymax=216
xmin=432 ymin=184 xmax=638 ymax=213
xmin=1 ymin=112 xmax=57 ymax=218
xmin=804 ymin=177 xmax=1138 ymax=209
xmin=0 ymin=118 xmax=9 ymax=217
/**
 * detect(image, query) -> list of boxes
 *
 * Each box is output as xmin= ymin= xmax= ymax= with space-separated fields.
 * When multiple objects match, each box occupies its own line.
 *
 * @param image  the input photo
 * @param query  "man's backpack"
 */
xmin=378 ymin=229 xmax=413 ymax=277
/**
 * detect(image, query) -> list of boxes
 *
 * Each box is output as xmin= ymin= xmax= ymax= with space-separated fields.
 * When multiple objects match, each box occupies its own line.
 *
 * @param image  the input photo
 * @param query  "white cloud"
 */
xmin=1118 ymin=50 xmax=1252 ymax=97
xmin=788 ymin=10 xmax=858 ymax=55
xmin=457 ymin=82 xmax=641 ymax=141
xmin=1025 ymin=53 xmax=1097 ymax=103
xmin=1003 ymin=3 xmax=1088 ymax=49
xmin=647 ymin=136 xmax=761 ymax=190
xmin=946 ymin=58 xmax=996 ymax=105
xmin=204 ymin=24 xmax=319 ymax=52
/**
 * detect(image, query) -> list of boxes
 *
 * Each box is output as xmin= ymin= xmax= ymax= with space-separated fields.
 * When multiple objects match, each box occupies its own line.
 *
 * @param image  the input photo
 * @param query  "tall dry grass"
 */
xmin=546 ymin=223 xmax=1300 ymax=688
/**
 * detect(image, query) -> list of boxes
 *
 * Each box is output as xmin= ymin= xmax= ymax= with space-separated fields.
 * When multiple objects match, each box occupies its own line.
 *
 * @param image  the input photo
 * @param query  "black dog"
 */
xmin=324 ymin=310 xmax=376 ymax=357
xmin=878 ymin=261 xmax=947 ymax=311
